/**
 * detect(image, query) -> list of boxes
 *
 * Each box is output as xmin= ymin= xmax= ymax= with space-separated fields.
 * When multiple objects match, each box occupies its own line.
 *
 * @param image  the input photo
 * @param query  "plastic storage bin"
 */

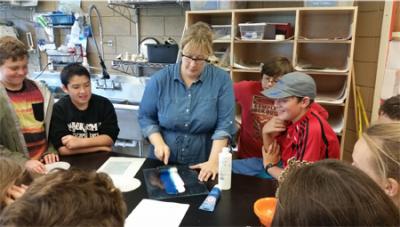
xmin=190 ymin=0 xmax=246 ymax=10
xmin=239 ymin=23 xmax=267 ymax=40
xmin=146 ymin=44 xmax=178 ymax=63
xmin=211 ymin=25 xmax=231 ymax=40
xmin=304 ymin=0 xmax=353 ymax=7
xmin=43 ymin=13 xmax=75 ymax=26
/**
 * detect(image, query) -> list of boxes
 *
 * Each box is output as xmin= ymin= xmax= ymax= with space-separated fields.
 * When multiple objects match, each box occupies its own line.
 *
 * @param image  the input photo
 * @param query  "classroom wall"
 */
xmin=342 ymin=1 xmax=385 ymax=162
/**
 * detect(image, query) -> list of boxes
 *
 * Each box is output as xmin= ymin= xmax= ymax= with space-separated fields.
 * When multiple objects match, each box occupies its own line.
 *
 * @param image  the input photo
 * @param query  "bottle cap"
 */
xmin=213 ymin=184 xmax=221 ymax=190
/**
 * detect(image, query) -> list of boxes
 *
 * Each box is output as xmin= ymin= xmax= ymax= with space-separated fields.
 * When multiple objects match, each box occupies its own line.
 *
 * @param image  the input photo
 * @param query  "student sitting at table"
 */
xmin=138 ymin=22 xmax=236 ymax=182
xmin=0 ymin=36 xmax=59 ymax=174
xmin=352 ymin=122 xmax=400 ymax=207
xmin=272 ymin=159 xmax=400 ymax=226
xmin=49 ymin=63 xmax=119 ymax=155
xmin=378 ymin=94 xmax=400 ymax=122
xmin=0 ymin=169 xmax=127 ymax=227
xmin=233 ymin=57 xmax=294 ymax=159
xmin=232 ymin=57 xmax=328 ymax=178
xmin=0 ymin=157 xmax=28 ymax=211
xmin=261 ymin=72 xmax=340 ymax=179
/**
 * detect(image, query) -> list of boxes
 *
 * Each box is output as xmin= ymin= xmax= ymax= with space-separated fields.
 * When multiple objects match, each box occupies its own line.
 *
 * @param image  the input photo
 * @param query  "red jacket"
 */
xmin=234 ymin=80 xmax=329 ymax=158
xmin=277 ymin=108 xmax=340 ymax=167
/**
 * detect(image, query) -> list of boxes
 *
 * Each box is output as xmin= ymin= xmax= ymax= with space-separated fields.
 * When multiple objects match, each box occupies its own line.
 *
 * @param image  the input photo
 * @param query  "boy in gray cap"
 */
xmin=261 ymin=72 xmax=340 ymax=179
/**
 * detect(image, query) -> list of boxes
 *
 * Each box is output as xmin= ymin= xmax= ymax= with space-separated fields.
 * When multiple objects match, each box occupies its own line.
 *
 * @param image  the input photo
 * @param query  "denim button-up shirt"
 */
xmin=138 ymin=63 xmax=235 ymax=164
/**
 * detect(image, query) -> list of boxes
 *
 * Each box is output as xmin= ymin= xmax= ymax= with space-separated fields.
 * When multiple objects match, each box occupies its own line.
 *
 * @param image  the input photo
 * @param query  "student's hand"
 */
xmin=24 ymin=160 xmax=45 ymax=174
xmin=262 ymin=140 xmax=281 ymax=168
xmin=42 ymin=153 xmax=59 ymax=164
xmin=98 ymin=146 xmax=113 ymax=152
xmin=262 ymin=117 xmax=286 ymax=138
xmin=4 ymin=184 xmax=28 ymax=205
xmin=190 ymin=160 xmax=218 ymax=182
xmin=154 ymin=143 xmax=170 ymax=165
xmin=61 ymin=135 xmax=82 ymax=149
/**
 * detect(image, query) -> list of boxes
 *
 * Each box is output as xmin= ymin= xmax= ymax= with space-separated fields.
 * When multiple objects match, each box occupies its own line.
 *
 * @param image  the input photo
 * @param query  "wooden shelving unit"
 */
xmin=186 ymin=7 xmax=358 ymax=158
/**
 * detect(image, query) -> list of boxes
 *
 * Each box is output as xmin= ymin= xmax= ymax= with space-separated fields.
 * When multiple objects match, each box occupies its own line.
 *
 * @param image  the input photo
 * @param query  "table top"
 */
xmin=61 ymin=152 xmax=277 ymax=226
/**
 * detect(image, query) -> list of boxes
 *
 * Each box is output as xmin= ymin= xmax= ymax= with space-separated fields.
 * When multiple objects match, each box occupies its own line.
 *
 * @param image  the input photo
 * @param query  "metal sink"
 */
xmin=30 ymin=71 xmax=148 ymax=105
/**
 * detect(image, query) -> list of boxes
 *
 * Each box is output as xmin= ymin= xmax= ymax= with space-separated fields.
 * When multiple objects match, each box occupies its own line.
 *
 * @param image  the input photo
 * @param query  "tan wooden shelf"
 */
xmin=231 ymin=68 xmax=261 ymax=73
xmin=213 ymin=40 xmax=231 ymax=44
xmin=297 ymin=39 xmax=352 ymax=44
xmin=234 ymin=39 xmax=294 ymax=44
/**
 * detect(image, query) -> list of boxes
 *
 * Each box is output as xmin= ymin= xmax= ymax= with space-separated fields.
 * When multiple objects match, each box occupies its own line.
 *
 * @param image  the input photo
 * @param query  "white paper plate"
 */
xmin=45 ymin=161 xmax=71 ymax=173
xmin=111 ymin=176 xmax=141 ymax=192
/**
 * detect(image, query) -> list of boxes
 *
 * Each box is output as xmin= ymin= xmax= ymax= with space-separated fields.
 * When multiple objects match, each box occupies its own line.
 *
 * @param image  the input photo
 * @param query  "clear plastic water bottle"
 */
xmin=70 ymin=14 xmax=80 ymax=45
xmin=218 ymin=147 xmax=232 ymax=190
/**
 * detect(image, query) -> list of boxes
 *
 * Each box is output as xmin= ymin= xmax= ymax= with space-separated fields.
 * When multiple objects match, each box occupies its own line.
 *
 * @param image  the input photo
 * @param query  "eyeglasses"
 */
xmin=262 ymin=75 xmax=279 ymax=84
xmin=181 ymin=53 xmax=209 ymax=64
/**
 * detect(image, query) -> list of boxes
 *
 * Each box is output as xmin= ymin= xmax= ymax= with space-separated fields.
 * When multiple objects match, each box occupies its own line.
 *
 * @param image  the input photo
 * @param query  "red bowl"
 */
xmin=253 ymin=197 xmax=277 ymax=227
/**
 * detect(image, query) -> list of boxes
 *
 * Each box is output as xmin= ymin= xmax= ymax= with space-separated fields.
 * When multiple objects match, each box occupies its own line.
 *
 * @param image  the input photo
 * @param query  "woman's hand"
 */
xmin=190 ymin=160 xmax=218 ymax=182
xmin=154 ymin=143 xmax=170 ymax=165
xmin=4 ymin=184 xmax=28 ymax=205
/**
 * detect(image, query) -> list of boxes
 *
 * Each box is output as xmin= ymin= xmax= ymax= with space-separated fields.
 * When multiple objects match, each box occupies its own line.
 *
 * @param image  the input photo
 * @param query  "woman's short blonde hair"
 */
xmin=362 ymin=122 xmax=400 ymax=182
xmin=181 ymin=22 xmax=213 ymax=57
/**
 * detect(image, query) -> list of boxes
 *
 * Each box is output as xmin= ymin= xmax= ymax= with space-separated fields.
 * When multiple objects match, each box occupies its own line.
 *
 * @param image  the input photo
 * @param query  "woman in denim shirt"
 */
xmin=139 ymin=22 xmax=235 ymax=181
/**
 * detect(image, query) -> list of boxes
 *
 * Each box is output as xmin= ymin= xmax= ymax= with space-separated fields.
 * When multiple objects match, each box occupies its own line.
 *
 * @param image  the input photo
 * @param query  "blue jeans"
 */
xmin=233 ymin=158 xmax=282 ymax=179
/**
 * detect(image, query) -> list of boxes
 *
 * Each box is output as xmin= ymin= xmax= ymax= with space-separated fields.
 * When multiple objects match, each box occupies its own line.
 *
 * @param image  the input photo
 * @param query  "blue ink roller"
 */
xmin=158 ymin=166 xmax=185 ymax=195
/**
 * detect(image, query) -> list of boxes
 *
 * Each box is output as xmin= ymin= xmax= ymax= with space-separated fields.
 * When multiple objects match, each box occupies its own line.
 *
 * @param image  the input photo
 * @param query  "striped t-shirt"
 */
xmin=6 ymin=80 xmax=47 ymax=159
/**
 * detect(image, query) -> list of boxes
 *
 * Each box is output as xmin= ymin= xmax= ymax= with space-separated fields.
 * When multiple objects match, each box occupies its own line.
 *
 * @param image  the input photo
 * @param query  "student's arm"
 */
xmin=98 ymin=99 xmax=120 ymax=143
xmin=300 ymin=118 xmax=339 ymax=162
xmin=262 ymin=140 xmax=283 ymax=179
xmin=0 ymin=145 xmax=28 ymax=163
xmin=61 ymin=134 xmax=113 ymax=150
xmin=58 ymin=145 xmax=112 ymax=155
xmin=0 ymin=145 xmax=45 ymax=174
xmin=49 ymin=103 xmax=71 ymax=151
xmin=261 ymin=117 xmax=286 ymax=152
xmin=261 ymin=117 xmax=287 ymax=179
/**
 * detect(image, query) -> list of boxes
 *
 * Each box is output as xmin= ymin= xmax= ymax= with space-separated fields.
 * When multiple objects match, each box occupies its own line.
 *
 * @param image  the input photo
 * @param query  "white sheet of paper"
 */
xmin=97 ymin=157 xmax=145 ymax=178
xmin=125 ymin=199 xmax=189 ymax=227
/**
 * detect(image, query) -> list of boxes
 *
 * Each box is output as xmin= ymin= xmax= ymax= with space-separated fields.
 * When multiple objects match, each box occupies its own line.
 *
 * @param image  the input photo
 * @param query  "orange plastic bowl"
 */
xmin=253 ymin=197 xmax=277 ymax=227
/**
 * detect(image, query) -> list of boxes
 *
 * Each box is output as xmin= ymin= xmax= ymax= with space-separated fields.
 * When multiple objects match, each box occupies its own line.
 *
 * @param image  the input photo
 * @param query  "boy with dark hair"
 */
xmin=262 ymin=72 xmax=340 ymax=179
xmin=0 ymin=169 xmax=127 ymax=227
xmin=49 ymin=63 xmax=119 ymax=155
xmin=378 ymin=94 xmax=400 ymax=122
xmin=0 ymin=36 xmax=58 ymax=174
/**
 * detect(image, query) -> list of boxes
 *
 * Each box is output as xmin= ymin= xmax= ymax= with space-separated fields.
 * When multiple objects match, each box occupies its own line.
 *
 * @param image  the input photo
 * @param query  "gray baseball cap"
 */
xmin=261 ymin=72 xmax=316 ymax=99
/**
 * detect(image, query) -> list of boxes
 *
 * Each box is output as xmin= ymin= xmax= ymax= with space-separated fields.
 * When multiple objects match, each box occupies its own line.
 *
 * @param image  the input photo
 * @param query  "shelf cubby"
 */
xmin=295 ymin=43 xmax=350 ymax=71
xmin=298 ymin=9 xmax=354 ymax=40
